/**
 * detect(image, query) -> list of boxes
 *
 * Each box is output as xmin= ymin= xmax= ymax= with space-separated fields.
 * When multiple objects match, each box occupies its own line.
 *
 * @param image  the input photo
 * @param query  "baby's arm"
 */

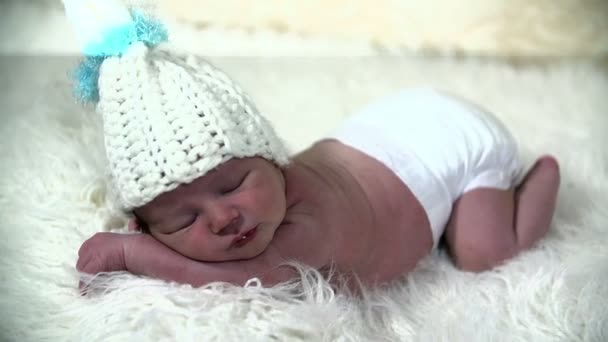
xmin=76 ymin=232 xmax=294 ymax=289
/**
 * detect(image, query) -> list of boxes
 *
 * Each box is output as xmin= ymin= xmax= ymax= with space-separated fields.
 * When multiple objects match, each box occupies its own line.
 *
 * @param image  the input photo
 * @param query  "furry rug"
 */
xmin=0 ymin=54 xmax=607 ymax=341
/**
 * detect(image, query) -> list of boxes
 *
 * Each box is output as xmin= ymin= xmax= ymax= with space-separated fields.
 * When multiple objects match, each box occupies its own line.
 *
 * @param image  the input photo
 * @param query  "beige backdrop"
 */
xmin=162 ymin=0 xmax=608 ymax=57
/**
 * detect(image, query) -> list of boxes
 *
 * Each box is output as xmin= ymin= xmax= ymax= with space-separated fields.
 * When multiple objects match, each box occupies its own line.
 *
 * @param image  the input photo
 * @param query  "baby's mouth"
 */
xmin=231 ymin=226 xmax=258 ymax=248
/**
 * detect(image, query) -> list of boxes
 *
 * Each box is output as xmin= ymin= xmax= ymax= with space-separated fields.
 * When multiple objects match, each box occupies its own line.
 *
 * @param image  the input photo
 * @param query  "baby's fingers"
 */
xmin=78 ymin=276 xmax=96 ymax=296
xmin=78 ymin=280 xmax=87 ymax=295
xmin=76 ymin=261 xmax=101 ymax=296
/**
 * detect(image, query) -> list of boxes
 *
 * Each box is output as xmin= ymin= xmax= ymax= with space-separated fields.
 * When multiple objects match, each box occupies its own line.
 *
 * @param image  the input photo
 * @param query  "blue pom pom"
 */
xmin=131 ymin=10 xmax=169 ymax=49
xmin=74 ymin=56 xmax=105 ymax=103
xmin=73 ymin=10 xmax=168 ymax=103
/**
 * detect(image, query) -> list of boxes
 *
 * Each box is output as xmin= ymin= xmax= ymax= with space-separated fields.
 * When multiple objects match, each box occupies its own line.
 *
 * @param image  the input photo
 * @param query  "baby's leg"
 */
xmin=444 ymin=156 xmax=560 ymax=272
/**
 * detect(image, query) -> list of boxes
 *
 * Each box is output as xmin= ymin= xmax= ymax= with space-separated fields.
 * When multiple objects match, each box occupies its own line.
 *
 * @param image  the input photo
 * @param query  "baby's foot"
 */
xmin=518 ymin=155 xmax=560 ymax=191
xmin=535 ymin=155 xmax=560 ymax=172
xmin=514 ymin=154 xmax=560 ymax=249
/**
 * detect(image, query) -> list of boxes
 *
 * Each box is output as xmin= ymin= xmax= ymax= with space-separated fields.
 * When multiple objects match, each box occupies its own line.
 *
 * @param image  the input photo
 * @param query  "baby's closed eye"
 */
xmin=220 ymin=171 xmax=250 ymax=194
xmin=161 ymin=214 xmax=198 ymax=234
xmin=181 ymin=214 xmax=198 ymax=229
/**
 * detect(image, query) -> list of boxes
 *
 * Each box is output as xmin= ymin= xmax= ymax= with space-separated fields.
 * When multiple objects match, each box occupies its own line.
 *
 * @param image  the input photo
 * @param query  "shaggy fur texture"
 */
xmin=0 ymin=55 xmax=606 ymax=341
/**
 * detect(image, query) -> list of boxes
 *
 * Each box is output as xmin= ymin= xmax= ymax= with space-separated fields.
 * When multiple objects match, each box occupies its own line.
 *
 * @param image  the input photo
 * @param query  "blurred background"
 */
xmin=1 ymin=0 xmax=607 ymax=57
xmin=1 ymin=0 xmax=606 ymax=151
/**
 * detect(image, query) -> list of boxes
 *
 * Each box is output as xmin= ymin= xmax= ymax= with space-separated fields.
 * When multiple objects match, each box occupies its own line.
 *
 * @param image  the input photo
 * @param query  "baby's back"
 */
xmin=290 ymin=140 xmax=435 ymax=286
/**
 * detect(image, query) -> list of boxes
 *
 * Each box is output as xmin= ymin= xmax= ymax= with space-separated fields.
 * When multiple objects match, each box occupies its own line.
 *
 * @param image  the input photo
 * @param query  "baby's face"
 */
xmin=133 ymin=157 xmax=287 ymax=262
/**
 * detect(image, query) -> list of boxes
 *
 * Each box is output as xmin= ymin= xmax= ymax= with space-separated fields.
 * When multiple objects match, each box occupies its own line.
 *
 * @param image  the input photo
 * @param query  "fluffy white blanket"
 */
xmin=0 ymin=55 xmax=606 ymax=341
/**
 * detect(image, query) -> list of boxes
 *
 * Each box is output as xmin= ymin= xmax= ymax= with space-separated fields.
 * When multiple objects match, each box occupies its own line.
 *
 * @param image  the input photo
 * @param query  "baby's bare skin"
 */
xmin=77 ymin=140 xmax=434 ymax=289
xmin=77 ymin=140 xmax=559 ymax=291
xmin=269 ymin=139 xmax=433 ymax=286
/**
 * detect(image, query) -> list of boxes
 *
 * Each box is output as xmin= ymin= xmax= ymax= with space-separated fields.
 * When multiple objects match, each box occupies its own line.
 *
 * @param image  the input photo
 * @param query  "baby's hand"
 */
xmin=76 ymin=232 xmax=130 ymax=290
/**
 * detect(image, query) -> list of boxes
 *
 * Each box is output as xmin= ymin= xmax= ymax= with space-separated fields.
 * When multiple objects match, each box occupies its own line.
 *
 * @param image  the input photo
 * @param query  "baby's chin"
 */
xmin=234 ymin=232 xmax=274 ymax=260
xmin=230 ymin=225 xmax=278 ymax=261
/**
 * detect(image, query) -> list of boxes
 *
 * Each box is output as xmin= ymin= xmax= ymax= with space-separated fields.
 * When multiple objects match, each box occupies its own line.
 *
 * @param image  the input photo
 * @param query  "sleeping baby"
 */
xmin=70 ymin=6 xmax=560 ymax=292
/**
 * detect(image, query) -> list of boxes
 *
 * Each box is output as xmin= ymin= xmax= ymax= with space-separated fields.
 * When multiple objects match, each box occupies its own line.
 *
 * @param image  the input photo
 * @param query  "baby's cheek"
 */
xmin=186 ymin=223 xmax=206 ymax=242
xmin=238 ymin=190 xmax=261 ymax=209
xmin=251 ymin=188 xmax=285 ymax=214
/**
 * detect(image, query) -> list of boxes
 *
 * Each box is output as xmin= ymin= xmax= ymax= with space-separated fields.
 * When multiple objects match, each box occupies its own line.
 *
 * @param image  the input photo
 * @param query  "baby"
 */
xmin=71 ymin=7 xmax=560 ymax=291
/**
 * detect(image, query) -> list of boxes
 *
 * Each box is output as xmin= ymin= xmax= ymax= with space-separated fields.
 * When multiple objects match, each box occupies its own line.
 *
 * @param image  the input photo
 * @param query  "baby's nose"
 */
xmin=209 ymin=208 xmax=241 ymax=236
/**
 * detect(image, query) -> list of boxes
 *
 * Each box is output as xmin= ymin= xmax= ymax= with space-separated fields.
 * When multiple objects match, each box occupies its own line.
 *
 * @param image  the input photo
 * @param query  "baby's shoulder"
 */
xmin=268 ymin=219 xmax=331 ymax=269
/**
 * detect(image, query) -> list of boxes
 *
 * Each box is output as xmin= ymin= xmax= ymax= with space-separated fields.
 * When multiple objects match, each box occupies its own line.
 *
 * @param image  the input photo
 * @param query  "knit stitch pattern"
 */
xmin=97 ymin=43 xmax=289 ymax=210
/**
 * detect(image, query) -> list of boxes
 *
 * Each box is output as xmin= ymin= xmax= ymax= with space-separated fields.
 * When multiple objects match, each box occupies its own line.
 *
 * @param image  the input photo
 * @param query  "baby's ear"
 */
xmin=127 ymin=218 xmax=141 ymax=232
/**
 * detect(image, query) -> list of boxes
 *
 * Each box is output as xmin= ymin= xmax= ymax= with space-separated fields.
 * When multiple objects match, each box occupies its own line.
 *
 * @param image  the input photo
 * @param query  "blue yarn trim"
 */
xmin=74 ymin=56 xmax=105 ymax=103
xmin=73 ymin=10 xmax=169 ymax=103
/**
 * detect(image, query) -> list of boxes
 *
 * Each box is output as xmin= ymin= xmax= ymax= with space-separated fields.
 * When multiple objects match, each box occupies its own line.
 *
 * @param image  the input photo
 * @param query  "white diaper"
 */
xmin=329 ymin=87 xmax=523 ymax=248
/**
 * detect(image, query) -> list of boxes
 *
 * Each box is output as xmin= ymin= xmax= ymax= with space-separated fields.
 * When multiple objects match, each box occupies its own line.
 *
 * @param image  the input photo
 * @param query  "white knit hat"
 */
xmin=64 ymin=1 xmax=289 ymax=210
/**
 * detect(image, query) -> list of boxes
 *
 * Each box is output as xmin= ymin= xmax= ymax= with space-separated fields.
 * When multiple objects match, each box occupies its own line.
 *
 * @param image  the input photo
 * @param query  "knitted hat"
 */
xmin=63 ymin=0 xmax=289 ymax=210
